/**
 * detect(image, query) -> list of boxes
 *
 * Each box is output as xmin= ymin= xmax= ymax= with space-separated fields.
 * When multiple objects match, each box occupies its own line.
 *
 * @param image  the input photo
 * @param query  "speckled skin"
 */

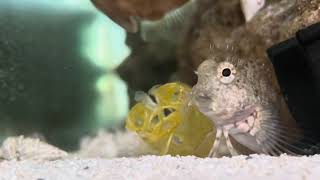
xmin=186 ymin=0 xmax=319 ymax=155
xmin=192 ymin=54 xmax=295 ymax=154
xmin=193 ymin=56 xmax=278 ymax=119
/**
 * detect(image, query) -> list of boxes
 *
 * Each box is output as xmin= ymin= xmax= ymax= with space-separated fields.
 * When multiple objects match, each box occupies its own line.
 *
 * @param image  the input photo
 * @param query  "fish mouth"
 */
xmin=223 ymin=107 xmax=259 ymax=136
xmin=218 ymin=106 xmax=257 ymax=125
xmin=192 ymin=94 xmax=260 ymax=135
xmin=219 ymin=107 xmax=262 ymax=153
xmin=208 ymin=105 xmax=259 ymax=136
xmin=194 ymin=96 xmax=265 ymax=153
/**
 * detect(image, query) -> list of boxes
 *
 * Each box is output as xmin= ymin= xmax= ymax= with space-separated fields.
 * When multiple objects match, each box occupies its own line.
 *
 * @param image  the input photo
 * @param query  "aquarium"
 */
xmin=1 ymin=0 xmax=320 ymax=179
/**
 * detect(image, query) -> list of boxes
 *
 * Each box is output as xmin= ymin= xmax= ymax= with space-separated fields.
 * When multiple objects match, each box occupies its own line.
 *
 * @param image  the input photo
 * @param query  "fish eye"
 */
xmin=222 ymin=68 xmax=231 ymax=77
xmin=217 ymin=62 xmax=236 ymax=84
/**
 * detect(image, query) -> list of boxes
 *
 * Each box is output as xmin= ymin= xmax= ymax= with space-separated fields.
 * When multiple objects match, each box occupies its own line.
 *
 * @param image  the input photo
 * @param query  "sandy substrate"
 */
xmin=1 ymin=155 xmax=320 ymax=180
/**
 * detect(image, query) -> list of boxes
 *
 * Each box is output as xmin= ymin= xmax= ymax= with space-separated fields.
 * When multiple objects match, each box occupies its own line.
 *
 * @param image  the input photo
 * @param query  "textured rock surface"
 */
xmin=177 ymin=0 xmax=320 ymax=85
xmin=1 ymin=155 xmax=320 ymax=179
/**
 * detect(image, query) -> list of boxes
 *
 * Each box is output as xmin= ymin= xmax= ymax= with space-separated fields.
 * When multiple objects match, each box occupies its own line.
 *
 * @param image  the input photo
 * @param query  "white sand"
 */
xmin=1 ymin=155 xmax=320 ymax=180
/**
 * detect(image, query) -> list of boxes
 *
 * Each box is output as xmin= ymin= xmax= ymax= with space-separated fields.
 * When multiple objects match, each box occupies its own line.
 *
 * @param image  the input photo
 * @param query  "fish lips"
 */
xmin=194 ymin=96 xmax=257 ymax=127
xmin=216 ymin=106 xmax=257 ymax=126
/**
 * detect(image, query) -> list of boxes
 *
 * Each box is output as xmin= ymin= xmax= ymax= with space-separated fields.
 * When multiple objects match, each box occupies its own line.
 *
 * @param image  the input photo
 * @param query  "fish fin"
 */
xmin=260 ymin=118 xmax=318 ymax=156
xmin=208 ymin=128 xmax=222 ymax=157
xmin=140 ymin=0 xmax=197 ymax=42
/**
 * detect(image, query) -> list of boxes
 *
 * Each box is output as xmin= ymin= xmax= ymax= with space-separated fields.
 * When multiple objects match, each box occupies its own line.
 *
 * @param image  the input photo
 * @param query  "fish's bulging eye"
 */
xmin=217 ymin=62 xmax=236 ymax=84
xmin=222 ymin=68 xmax=231 ymax=77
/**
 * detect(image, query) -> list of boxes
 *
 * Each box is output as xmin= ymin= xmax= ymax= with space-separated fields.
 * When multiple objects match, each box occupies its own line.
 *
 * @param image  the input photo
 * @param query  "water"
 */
xmin=0 ymin=0 xmax=129 ymax=150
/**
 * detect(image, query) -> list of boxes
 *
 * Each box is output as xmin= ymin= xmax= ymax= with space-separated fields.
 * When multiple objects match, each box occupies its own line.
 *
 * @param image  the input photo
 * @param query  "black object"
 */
xmin=267 ymin=22 xmax=320 ymax=142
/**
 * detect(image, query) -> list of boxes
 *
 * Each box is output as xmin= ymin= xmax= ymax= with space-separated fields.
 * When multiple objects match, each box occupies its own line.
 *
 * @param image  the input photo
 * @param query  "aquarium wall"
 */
xmin=0 ymin=0 xmax=130 ymax=150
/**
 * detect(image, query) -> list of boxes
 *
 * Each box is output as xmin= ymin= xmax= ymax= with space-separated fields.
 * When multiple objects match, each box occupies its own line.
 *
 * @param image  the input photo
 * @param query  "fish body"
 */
xmin=182 ymin=0 xmax=320 ymax=157
xmin=140 ymin=0 xmax=197 ymax=42
xmin=191 ymin=55 xmax=299 ymax=156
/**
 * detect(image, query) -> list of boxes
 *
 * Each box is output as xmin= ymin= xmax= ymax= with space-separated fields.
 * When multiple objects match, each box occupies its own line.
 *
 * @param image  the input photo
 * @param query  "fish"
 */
xmin=191 ymin=54 xmax=306 ymax=156
xmin=189 ymin=0 xmax=320 ymax=157
xmin=91 ymin=0 xmax=189 ymax=32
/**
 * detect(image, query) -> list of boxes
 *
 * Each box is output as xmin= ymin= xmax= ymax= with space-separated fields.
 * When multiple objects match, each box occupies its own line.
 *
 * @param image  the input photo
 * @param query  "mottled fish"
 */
xmin=186 ymin=0 xmax=319 ymax=157
xmin=191 ymin=54 xmax=305 ymax=156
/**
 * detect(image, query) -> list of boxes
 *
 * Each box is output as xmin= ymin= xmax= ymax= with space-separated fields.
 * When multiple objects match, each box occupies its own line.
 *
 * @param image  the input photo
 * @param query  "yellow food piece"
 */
xmin=126 ymin=82 xmax=215 ymax=157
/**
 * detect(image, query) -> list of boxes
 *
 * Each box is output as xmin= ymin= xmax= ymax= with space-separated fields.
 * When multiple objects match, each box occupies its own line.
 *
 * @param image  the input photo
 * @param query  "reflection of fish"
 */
xmin=140 ymin=0 xmax=197 ymax=42
xmin=126 ymin=82 xmax=215 ymax=157
xmin=91 ymin=0 xmax=189 ymax=32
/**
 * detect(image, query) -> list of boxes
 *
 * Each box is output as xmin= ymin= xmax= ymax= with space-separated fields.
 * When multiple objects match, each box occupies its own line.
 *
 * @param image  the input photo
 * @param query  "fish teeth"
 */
xmin=247 ymin=116 xmax=255 ymax=127
xmin=236 ymin=122 xmax=250 ymax=132
xmin=250 ymin=127 xmax=259 ymax=136
xmin=233 ymin=115 xmax=256 ymax=133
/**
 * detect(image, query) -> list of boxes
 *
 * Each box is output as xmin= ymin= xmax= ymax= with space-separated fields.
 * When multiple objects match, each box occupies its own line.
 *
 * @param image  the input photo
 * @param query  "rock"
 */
xmin=0 ymin=136 xmax=67 ymax=161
